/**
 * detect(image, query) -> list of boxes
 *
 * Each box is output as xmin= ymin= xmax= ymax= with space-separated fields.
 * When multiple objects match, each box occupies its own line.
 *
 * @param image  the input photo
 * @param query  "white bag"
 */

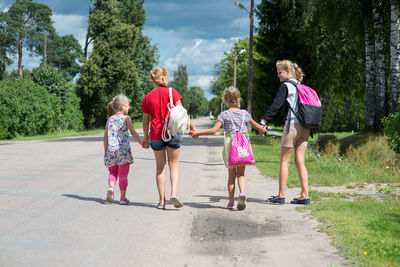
xmin=162 ymin=88 xmax=190 ymax=142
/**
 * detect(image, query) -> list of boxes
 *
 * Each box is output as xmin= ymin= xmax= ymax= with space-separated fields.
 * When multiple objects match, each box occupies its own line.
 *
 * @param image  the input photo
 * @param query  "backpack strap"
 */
xmin=226 ymin=111 xmax=237 ymax=132
xmin=168 ymin=87 xmax=174 ymax=107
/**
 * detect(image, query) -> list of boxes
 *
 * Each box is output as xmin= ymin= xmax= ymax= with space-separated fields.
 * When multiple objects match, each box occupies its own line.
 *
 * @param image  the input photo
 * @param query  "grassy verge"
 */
xmin=252 ymin=130 xmax=400 ymax=266
xmin=251 ymin=132 xmax=400 ymax=187
xmin=1 ymin=122 xmax=143 ymax=142
xmin=299 ymin=191 xmax=400 ymax=266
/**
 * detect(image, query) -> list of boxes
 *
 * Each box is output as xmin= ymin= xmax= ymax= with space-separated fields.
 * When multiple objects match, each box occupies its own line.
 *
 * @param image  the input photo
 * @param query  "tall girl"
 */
xmin=190 ymin=86 xmax=265 ymax=210
xmin=141 ymin=66 xmax=196 ymax=210
xmin=261 ymin=60 xmax=311 ymax=205
xmin=104 ymin=94 xmax=143 ymax=205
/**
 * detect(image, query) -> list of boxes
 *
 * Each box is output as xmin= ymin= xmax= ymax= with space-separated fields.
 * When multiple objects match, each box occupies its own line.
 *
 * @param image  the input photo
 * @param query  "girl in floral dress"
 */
xmin=104 ymin=94 xmax=143 ymax=204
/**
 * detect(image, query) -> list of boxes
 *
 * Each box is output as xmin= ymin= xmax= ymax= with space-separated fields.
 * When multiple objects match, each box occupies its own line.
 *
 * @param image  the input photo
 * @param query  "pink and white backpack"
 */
xmin=286 ymin=80 xmax=322 ymax=129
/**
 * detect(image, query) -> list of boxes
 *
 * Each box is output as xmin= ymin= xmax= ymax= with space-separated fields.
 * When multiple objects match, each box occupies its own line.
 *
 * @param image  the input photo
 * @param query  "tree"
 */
xmin=185 ymin=86 xmax=208 ymax=117
xmin=77 ymin=0 xmax=141 ymax=128
xmin=1 ymin=0 xmax=53 ymax=77
xmin=390 ymin=0 xmax=400 ymax=113
xmin=169 ymin=64 xmax=189 ymax=103
xmin=39 ymin=34 xmax=83 ymax=80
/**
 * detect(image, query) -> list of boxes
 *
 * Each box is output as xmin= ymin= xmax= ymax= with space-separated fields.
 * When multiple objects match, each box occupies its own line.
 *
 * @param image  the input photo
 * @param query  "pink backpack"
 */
xmin=225 ymin=112 xmax=255 ymax=166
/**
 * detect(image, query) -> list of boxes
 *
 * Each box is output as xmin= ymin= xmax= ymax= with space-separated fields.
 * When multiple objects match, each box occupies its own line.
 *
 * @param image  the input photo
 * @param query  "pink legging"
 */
xmin=108 ymin=163 xmax=130 ymax=191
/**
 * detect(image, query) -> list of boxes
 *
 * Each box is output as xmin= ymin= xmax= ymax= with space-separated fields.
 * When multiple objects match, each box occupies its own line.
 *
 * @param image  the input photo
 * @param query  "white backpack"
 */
xmin=161 ymin=87 xmax=191 ymax=142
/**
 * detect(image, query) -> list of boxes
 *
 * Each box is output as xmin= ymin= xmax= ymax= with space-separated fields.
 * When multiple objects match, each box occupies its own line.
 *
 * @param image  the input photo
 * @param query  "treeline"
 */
xmin=210 ymin=0 xmax=400 ymax=134
xmin=0 ymin=0 xmax=209 ymax=139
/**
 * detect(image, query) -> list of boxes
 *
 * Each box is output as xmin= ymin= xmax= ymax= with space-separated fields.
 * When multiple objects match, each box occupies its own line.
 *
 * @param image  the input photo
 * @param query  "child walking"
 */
xmin=104 ymin=94 xmax=143 ymax=205
xmin=190 ymin=86 xmax=265 ymax=210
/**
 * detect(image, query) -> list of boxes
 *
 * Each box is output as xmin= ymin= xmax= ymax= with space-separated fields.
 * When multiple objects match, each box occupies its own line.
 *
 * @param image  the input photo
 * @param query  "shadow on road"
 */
xmin=62 ymin=194 xmax=107 ymax=204
xmin=196 ymin=194 xmax=267 ymax=205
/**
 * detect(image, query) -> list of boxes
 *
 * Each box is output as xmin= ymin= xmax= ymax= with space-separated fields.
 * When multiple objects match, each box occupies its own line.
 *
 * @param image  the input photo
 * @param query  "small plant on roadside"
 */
xmin=382 ymin=99 xmax=400 ymax=155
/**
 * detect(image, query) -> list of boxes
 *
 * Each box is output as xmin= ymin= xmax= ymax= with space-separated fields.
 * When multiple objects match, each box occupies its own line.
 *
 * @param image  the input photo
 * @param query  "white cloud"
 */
xmin=52 ymin=14 xmax=88 ymax=48
xmin=189 ymin=75 xmax=213 ymax=89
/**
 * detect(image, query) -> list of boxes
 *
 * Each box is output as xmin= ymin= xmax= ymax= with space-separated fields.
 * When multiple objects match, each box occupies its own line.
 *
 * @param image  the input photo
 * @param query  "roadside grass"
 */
xmin=1 ymin=122 xmax=143 ymax=142
xmin=252 ymin=130 xmax=400 ymax=266
xmin=251 ymin=131 xmax=400 ymax=187
xmin=298 ymin=191 xmax=400 ymax=266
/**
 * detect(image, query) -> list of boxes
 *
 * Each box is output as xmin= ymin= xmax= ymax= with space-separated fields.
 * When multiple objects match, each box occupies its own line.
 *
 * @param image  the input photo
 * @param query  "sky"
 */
xmin=2 ymin=0 xmax=260 ymax=99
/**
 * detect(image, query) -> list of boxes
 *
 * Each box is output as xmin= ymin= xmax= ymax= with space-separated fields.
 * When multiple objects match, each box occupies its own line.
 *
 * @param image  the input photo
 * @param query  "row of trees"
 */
xmin=210 ymin=0 xmax=400 ymax=134
xmin=0 ymin=0 xmax=210 ymax=139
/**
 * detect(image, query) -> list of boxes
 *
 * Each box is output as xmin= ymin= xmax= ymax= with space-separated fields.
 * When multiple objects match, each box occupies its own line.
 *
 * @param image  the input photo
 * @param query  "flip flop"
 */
xmin=170 ymin=196 xmax=183 ymax=208
xmin=157 ymin=203 xmax=166 ymax=210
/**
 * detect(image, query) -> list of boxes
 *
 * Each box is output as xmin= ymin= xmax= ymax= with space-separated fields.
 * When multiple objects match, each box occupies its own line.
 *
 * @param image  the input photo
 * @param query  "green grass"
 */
xmin=1 ymin=121 xmax=143 ymax=142
xmin=298 ymin=192 xmax=400 ymax=266
xmin=251 ymin=132 xmax=400 ymax=187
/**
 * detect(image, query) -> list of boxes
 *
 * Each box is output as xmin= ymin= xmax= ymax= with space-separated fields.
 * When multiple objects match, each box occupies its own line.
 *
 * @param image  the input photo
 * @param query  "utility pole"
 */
xmin=233 ymin=49 xmax=237 ymax=88
xmin=248 ymin=0 xmax=254 ymax=116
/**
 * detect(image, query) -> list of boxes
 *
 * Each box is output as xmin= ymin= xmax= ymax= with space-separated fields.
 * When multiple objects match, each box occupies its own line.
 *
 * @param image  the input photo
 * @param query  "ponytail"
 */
xmin=276 ymin=60 xmax=304 ymax=82
xmin=150 ymin=66 xmax=169 ymax=88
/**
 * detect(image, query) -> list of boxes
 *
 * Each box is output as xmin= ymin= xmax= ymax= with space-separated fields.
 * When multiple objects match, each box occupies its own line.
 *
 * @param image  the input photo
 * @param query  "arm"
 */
xmin=142 ymin=112 xmax=150 ymax=148
xmin=103 ymin=120 xmax=109 ymax=154
xmin=250 ymin=119 xmax=267 ymax=136
xmin=190 ymin=121 xmax=223 ymax=139
xmin=125 ymin=116 xmax=143 ymax=146
xmin=261 ymin=83 xmax=287 ymax=125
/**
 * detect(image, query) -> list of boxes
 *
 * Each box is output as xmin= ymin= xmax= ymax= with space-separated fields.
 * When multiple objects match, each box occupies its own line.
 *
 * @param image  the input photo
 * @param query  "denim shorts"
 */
xmin=150 ymin=135 xmax=182 ymax=151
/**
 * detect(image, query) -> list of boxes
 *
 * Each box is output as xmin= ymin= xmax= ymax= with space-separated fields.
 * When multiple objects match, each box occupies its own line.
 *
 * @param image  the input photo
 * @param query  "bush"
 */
xmin=382 ymin=100 xmax=400 ymax=154
xmin=0 ymin=78 xmax=63 ymax=139
xmin=32 ymin=65 xmax=84 ymax=131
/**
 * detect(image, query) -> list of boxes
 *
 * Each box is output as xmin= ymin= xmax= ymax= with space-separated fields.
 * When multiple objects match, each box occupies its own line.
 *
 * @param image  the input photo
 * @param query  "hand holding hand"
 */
xmin=142 ymin=138 xmax=150 ymax=149
xmin=189 ymin=130 xmax=199 ymax=139
xmin=259 ymin=125 xmax=267 ymax=137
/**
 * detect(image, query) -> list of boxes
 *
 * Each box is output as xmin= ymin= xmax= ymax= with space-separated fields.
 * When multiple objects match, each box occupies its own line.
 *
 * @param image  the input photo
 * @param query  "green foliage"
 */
xmin=0 ymin=78 xmax=63 ymax=139
xmin=0 ymin=0 xmax=53 ymax=76
xmin=169 ymin=64 xmax=189 ymax=104
xmin=186 ymin=86 xmax=208 ymax=117
xmin=31 ymin=64 xmax=84 ymax=131
xmin=78 ymin=0 xmax=156 ymax=128
xmin=39 ymin=34 xmax=83 ymax=80
xmin=382 ymin=100 xmax=400 ymax=154
xmin=254 ymin=0 xmax=366 ymax=130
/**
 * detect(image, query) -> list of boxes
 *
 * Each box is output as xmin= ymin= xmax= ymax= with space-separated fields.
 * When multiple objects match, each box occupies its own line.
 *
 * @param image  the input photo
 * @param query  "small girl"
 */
xmin=190 ymin=86 xmax=266 ymax=210
xmin=104 ymin=94 xmax=143 ymax=205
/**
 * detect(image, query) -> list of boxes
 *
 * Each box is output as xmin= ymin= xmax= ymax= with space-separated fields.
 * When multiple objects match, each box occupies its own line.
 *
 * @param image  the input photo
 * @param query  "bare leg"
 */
xmin=278 ymin=146 xmax=293 ymax=198
xmin=236 ymin=166 xmax=246 ymax=193
xmin=153 ymin=150 xmax=167 ymax=205
xmin=166 ymin=147 xmax=180 ymax=197
xmin=228 ymin=167 xmax=237 ymax=203
xmin=294 ymin=145 xmax=309 ymax=199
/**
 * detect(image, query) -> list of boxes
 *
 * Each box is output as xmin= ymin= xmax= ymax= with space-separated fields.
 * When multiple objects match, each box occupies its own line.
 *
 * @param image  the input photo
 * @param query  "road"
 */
xmin=0 ymin=117 xmax=344 ymax=267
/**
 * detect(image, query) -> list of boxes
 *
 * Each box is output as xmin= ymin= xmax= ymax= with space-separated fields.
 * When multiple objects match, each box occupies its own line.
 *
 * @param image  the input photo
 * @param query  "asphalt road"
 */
xmin=0 ymin=117 xmax=344 ymax=267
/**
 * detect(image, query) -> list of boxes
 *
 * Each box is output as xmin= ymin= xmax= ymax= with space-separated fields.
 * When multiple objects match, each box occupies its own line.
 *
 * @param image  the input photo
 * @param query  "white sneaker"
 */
xmin=237 ymin=193 xmax=246 ymax=211
xmin=106 ymin=188 xmax=114 ymax=203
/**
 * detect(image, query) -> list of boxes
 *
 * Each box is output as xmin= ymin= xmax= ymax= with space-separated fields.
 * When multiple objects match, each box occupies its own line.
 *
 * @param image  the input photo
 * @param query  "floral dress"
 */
xmin=104 ymin=115 xmax=134 ymax=168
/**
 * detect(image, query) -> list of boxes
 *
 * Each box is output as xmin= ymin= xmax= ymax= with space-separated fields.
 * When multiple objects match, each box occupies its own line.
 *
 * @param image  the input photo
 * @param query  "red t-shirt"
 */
xmin=141 ymin=87 xmax=182 ymax=140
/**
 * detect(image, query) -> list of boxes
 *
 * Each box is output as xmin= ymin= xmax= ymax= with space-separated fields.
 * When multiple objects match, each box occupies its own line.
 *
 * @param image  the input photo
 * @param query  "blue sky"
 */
xmin=2 ymin=0 xmax=260 ymax=99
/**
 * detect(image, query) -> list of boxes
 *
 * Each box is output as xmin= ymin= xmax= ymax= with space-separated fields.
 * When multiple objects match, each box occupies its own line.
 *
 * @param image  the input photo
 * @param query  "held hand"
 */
xmin=142 ymin=138 xmax=150 ymax=149
xmin=259 ymin=125 xmax=267 ymax=136
xmin=189 ymin=130 xmax=199 ymax=139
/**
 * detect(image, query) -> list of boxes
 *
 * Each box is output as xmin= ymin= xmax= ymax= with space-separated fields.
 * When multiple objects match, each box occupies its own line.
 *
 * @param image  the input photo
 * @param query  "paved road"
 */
xmin=0 ymin=118 xmax=344 ymax=267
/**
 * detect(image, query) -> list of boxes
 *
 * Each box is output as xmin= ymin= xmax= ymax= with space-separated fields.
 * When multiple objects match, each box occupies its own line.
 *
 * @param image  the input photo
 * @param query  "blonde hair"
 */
xmin=276 ymin=60 xmax=304 ymax=81
xmin=223 ymin=86 xmax=241 ymax=108
xmin=150 ymin=66 xmax=169 ymax=88
xmin=107 ymin=94 xmax=130 ymax=118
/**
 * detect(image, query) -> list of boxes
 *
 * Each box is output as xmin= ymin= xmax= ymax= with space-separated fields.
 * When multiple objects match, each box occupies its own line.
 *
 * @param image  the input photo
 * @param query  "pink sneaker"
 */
xmin=227 ymin=202 xmax=236 ymax=209
xmin=120 ymin=197 xmax=130 ymax=205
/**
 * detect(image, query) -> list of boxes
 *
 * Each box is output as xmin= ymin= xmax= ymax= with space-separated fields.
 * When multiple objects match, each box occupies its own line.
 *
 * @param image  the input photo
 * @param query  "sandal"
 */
xmin=157 ymin=203 xmax=166 ymax=210
xmin=265 ymin=195 xmax=285 ymax=204
xmin=237 ymin=193 xmax=246 ymax=211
